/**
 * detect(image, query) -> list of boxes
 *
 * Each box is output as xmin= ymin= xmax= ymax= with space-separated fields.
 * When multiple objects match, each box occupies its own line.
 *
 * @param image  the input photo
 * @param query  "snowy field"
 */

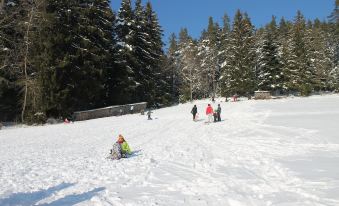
xmin=1 ymin=95 xmax=339 ymax=206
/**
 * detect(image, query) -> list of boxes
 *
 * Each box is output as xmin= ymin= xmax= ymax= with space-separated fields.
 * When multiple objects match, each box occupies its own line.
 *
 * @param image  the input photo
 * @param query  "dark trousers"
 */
xmin=193 ymin=113 xmax=197 ymax=120
xmin=217 ymin=113 xmax=221 ymax=121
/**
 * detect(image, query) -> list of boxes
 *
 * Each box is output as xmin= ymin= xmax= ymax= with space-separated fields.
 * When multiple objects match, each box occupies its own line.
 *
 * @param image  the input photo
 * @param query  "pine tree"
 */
xmin=144 ymin=2 xmax=166 ymax=106
xmin=198 ymin=17 xmax=221 ymax=98
xmin=277 ymin=17 xmax=293 ymax=92
xmin=219 ymin=13 xmax=231 ymax=97
xmin=0 ymin=0 xmax=22 ymax=121
xmin=220 ymin=10 xmax=256 ymax=96
xmin=115 ymin=0 xmax=139 ymax=103
xmin=76 ymin=0 xmax=115 ymax=109
xmin=219 ymin=13 xmax=231 ymax=67
xmin=242 ymin=12 xmax=256 ymax=93
xmin=165 ymin=33 xmax=181 ymax=103
xmin=106 ymin=10 xmax=124 ymax=105
xmin=37 ymin=0 xmax=115 ymax=118
xmin=288 ymin=11 xmax=315 ymax=95
xmin=256 ymin=16 xmax=283 ymax=94
xmin=328 ymin=0 xmax=339 ymax=91
xmin=177 ymin=28 xmax=200 ymax=102
xmin=307 ymin=19 xmax=334 ymax=91
xmin=328 ymin=0 xmax=339 ymax=24
xmin=136 ymin=1 xmax=165 ymax=106
xmin=130 ymin=0 xmax=150 ymax=103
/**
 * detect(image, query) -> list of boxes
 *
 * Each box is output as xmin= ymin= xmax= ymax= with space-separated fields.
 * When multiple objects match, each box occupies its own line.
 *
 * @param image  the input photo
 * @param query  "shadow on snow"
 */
xmin=0 ymin=182 xmax=105 ymax=206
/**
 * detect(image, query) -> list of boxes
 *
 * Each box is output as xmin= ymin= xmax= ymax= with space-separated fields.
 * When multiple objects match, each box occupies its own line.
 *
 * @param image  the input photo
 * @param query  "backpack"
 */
xmin=110 ymin=142 xmax=122 ymax=160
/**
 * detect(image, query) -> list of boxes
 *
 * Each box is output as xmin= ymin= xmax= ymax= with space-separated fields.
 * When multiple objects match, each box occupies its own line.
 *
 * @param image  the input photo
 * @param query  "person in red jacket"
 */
xmin=206 ymin=104 xmax=214 ymax=123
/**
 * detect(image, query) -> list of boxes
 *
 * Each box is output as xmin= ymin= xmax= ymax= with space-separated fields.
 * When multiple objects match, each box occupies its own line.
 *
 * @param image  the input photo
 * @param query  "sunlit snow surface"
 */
xmin=1 ymin=95 xmax=339 ymax=206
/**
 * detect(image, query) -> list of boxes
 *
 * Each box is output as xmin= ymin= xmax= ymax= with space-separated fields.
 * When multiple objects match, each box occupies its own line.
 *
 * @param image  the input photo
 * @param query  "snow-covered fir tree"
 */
xmin=197 ymin=17 xmax=221 ymax=98
xmin=276 ymin=17 xmax=293 ymax=92
xmin=106 ymin=10 xmax=128 ymax=105
xmin=157 ymin=38 xmax=178 ymax=105
xmin=328 ymin=0 xmax=339 ymax=64
xmin=114 ymin=0 xmax=164 ymax=106
xmin=142 ymin=1 xmax=165 ymax=106
xmin=256 ymin=16 xmax=283 ymax=94
xmin=220 ymin=10 xmax=256 ymax=96
xmin=177 ymin=28 xmax=201 ymax=102
xmin=132 ymin=0 xmax=153 ymax=103
xmin=286 ymin=11 xmax=315 ymax=95
xmin=164 ymin=33 xmax=181 ymax=103
xmin=307 ymin=19 xmax=334 ymax=91
xmin=36 ymin=0 xmax=116 ymax=118
xmin=328 ymin=0 xmax=339 ymax=91
xmin=114 ymin=0 xmax=139 ymax=103
xmin=218 ymin=13 xmax=231 ymax=97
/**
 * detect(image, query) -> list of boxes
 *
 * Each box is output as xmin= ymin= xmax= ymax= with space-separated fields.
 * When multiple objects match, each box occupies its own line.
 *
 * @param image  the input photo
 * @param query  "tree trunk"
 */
xmin=21 ymin=7 xmax=34 ymax=122
xmin=0 ymin=0 xmax=4 ymax=12
xmin=190 ymin=66 xmax=193 ymax=102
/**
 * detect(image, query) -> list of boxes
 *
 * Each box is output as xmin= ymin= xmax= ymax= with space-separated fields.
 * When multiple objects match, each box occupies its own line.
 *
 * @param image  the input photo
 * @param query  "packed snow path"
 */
xmin=1 ymin=95 xmax=339 ymax=206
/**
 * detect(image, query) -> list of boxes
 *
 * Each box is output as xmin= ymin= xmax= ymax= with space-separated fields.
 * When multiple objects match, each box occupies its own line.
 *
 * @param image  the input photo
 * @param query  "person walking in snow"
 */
xmin=206 ymin=104 xmax=214 ymax=123
xmin=216 ymin=104 xmax=221 ymax=122
xmin=191 ymin=105 xmax=198 ymax=121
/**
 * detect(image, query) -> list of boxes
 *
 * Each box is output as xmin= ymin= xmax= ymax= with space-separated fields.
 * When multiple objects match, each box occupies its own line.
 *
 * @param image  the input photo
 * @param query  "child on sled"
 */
xmin=109 ymin=134 xmax=132 ymax=160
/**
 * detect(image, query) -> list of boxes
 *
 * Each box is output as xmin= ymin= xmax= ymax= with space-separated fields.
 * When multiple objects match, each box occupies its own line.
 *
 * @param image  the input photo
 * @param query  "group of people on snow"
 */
xmin=109 ymin=102 xmax=224 ymax=161
xmin=191 ymin=103 xmax=222 ymax=123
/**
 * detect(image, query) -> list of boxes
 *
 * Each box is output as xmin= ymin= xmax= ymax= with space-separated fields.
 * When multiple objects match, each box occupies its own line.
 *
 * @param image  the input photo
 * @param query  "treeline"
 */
xmin=0 ymin=0 xmax=167 ymax=123
xmin=167 ymin=1 xmax=339 ymax=102
xmin=1 ymin=0 xmax=338 ymax=123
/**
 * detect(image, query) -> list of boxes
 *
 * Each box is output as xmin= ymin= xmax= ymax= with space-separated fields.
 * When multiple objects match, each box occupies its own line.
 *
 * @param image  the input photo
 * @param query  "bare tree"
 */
xmin=21 ymin=6 xmax=35 ymax=122
xmin=0 ymin=0 xmax=45 ymax=122
xmin=20 ymin=0 xmax=45 ymax=122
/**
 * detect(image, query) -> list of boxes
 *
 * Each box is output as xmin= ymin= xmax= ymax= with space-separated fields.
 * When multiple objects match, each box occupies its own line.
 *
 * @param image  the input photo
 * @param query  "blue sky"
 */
xmin=111 ymin=0 xmax=335 ymax=46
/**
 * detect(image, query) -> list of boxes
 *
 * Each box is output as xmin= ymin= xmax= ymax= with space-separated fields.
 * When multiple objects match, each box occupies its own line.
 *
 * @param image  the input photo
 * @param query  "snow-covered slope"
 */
xmin=1 ymin=95 xmax=339 ymax=206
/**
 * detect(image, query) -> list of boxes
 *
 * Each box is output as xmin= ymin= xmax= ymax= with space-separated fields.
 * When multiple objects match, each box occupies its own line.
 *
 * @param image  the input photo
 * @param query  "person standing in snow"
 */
xmin=206 ymin=104 xmax=214 ymax=123
xmin=191 ymin=105 xmax=198 ymax=121
xmin=213 ymin=111 xmax=218 ymax=122
xmin=216 ymin=104 xmax=221 ymax=122
xmin=147 ymin=110 xmax=153 ymax=120
xmin=233 ymin=94 xmax=238 ymax=102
